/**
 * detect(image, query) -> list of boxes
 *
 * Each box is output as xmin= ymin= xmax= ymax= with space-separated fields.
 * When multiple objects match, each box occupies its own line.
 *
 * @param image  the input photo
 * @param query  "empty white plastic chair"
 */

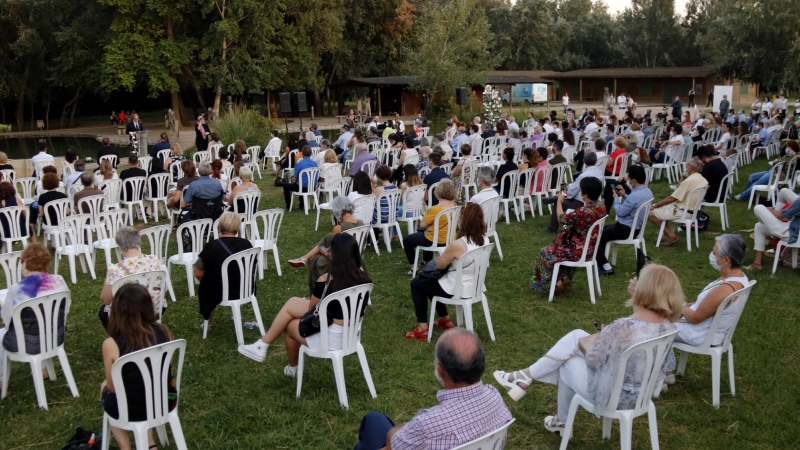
xmin=145 ymin=173 xmax=171 ymax=221
xmin=412 ymin=206 xmax=461 ymax=278
xmin=452 ymin=419 xmax=515 ymax=450
xmin=101 ymin=339 xmax=188 ymax=450
xmin=604 ymin=200 xmax=652 ymax=266
xmin=121 ymin=177 xmax=148 ymax=225
xmin=427 ymin=244 xmax=496 ymax=342
xmin=548 ymin=216 xmax=607 ymax=304
xmin=250 ymin=209 xmax=283 ymax=279
xmin=1 ymin=290 xmax=79 ymax=410
xmin=140 ymin=224 xmax=176 ymax=303
xmin=655 ymin=186 xmax=708 ymax=251
xmin=111 ymin=270 xmax=168 ymax=321
xmin=478 ymin=196 xmax=504 ymax=261
xmin=53 ymin=214 xmax=96 ymax=284
xmin=289 ymin=168 xmax=320 ymax=215
xmin=0 ymin=250 xmax=23 ymax=307
xmin=371 ymin=189 xmax=404 ymax=253
xmin=674 ymin=280 xmax=757 ymax=408
xmin=747 ymin=161 xmax=784 ymax=210
xmin=167 ymin=219 xmax=211 ymax=297
xmin=14 ymin=177 xmax=37 ymax=206
xmin=92 ymin=209 xmax=128 ymax=266
xmin=202 ymin=247 xmax=265 ymax=345
xmin=296 ymin=283 xmax=376 ymax=409
xmin=559 ymin=330 xmax=679 ymax=450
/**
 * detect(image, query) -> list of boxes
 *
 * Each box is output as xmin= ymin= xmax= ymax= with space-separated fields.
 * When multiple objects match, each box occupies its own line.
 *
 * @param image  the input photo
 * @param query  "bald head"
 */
xmin=435 ymin=328 xmax=485 ymax=385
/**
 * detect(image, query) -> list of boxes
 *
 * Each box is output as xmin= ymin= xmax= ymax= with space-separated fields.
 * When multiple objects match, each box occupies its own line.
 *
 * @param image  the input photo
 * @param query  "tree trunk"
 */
xmin=1 ymin=101 xmax=6 ymax=124
xmin=30 ymin=98 xmax=35 ymax=131
xmin=325 ymin=86 xmax=332 ymax=116
xmin=212 ymin=85 xmax=223 ymax=120
xmin=42 ymin=92 xmax=50 ymax=130
xmin=194 ymin=84 xmax=207 ymax=113
xmin=60 ymin=88 xmax=82 ymax=129
xmin=15 ymin=63 xmax=31 ymax=131
xmin=68 ymin=98 xmax=79 ymax=128
xmin=313 ymin=90 xmax=322 ymax=117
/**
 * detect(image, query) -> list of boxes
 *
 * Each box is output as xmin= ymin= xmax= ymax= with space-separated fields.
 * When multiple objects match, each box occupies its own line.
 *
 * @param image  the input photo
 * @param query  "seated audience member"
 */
xmin=697 ymin=144 xmax=729 ymax=203
xmin=605 ymin=137 xmax=628 ymax=177
xmin=276 ymin=146 xmax=317 ymax=210
xmin=73 ymin=172 xmax=105 ymax=212
xmin=494 ymin=147 xmax=517 ymax=199
xmin=65 ymin=159 xmax=86 ymax=187
xmin=405 ymin=203 xmax=487 ymax=340
xmin=346 ymin=171 xmax=374 ymax=222
xmin=730 ymin=140 xmax=797 ymax=201
xmin=237 ymin=233 xmax=371 ymax=378
xmin=101 ymin=284 xmax=176 ymax=450
xmin=28 ymin=172 xmax=67 ymax=228
xmin=648 ymin=158 xmax=707 ymax=246
xmin=550 ymin=140 xmax=568 ymax=165
xmin=596 ymin=166 xmax=654 ymax=275
xmin=287 ymin=196 xmax=365 ymax=294
xmin=0 ymin=181 xmax=31 ymax=242
xmin=355 ymin=329 xmax=512 ymax=450
xmin=746 ymin=187 xmax=800 ymax=270
xmin=181 ymin=161 xmax=226 ymax=220
xmin=403 ymin=180 xmax=457 ymax=274
xmin=168 ymin=161 xmax=199 ymax=210
xmin=226 ymin=167 xmax=260 ymax=213
xmin=95 ymin=159 xmax=118 ymax=185
xmin=649 ymin=124 xmax=683 ymax=164
xmin=544 ymin=152 xmax=602 ymax=233
xmin=422 ymin=152 xmax=450 ymax=206
xmin=98 ymin=137 xmax=120 ymax=167
xmin=531 ymin=177 xmax=606 ymax=294
xmin=495 ymin=264 xmax=681 ymax=434
xmin=451 ymin=144 xmax=476 ymax=198
xmin=398 ymin=165 xmax=424 ymax=215
xmin=468 ymin=166 xmax=499 ymax=204
xmin=98 ymin=227 xmax=165 ymax=329
xmin=0 ymin=244 xmax=69 ymax=384
xmin=193 ymin=212 xmax=254 ymax=328
xmin=119 ymin=154 xmax=147 ymax=180
xmin=372 ymin=165 xmax=399 ymax=224
xmin=350 ymin=143 xmax=378 ymax=176
xmin=662 ymin=235 xmax=748 ymax=389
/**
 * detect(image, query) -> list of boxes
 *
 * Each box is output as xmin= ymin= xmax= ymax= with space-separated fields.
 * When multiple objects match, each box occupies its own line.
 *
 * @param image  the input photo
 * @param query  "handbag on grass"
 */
xmin=418 ymin=259 xmax=448 ymax=280
xmin=298 ymin=275 xmax=332 ymax=338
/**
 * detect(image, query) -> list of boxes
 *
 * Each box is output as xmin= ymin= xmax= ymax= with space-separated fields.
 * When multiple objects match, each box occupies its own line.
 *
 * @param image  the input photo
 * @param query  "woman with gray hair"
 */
xmin=99 ymin=227 xmax=166 ymax=329
xmin=661 ymin=234 xmax=749 ymax=389
xmin=288 ymin=196 xmax=364 ymax=295
xmin=226 ymin=166 xmax=260 ymax=212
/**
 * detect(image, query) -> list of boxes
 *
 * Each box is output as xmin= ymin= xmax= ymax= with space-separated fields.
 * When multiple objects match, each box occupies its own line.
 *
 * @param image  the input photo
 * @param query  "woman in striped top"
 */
xmin=372 ymin=164 xmax=398 ymax=224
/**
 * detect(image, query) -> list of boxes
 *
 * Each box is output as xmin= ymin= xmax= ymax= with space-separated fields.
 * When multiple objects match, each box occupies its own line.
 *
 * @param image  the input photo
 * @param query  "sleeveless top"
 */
xmin=676 ymin=275 xmax=748 ymax=346
xmin=438 ymin=237 xmax=481 ymax=297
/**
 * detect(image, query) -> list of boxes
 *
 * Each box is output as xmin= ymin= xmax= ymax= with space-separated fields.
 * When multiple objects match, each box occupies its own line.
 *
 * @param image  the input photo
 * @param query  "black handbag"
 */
xmin=418 ymin=259 xmax=447 ymax=280
xmin=298 ymin=275 xmax=332 ymax=338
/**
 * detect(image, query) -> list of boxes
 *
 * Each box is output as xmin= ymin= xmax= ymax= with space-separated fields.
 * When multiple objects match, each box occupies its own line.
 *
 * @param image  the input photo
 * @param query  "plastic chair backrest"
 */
xmin=297 ymin=168 xmax=319 ymax=194
xmin=642 ymin=166 xmax=655 ymax=187
xmin=175 ymin=219 xmax=212 ymax=256
xmin=193 ymin=150 xmax=211 ymax=164
xmin=350 ymin=194 xmax=375 ymax=225
xmin=478 ymin=196 xmax=501 ymax=236
xmin=498 ymin=170 xmax=519 ymax=199
xmin=156 ymin=149 xmax=171 ymax=165
xmin=109 ymin=339 xmax=186 ymax=425
xmin=595 ymin=155 xmax=608 ymax=168
xmin=246 ymin=146 xmax=260 ymax=163
xmin=578 ymin=215 xmax=607 ymax=262
xmin=0 ymin=250 xmax=24 ymax=287
xmin=8 ymin=290 xmax=71 ymax=356
xmin=99 ymin=154 xmax=118 ymax=167
xmin=139 ymin=156 xmax=153 ymax=175
xmin=366 ymin=141 xmax=381 ymax=154
xmin=169 ymin=161 xmax=185 ymax=181
xmin=449 ymin=244 xmax=494 ymax=301
xmin=96 ymin=209 xmax=128 ymax=241
xmin=265 ymin=140 xmax=281 ymax=158
xmin=678 ymin=186 xmax=708 ymax=222
xmin=343 ymin=224 xmax=371 ymax=255
xmin=0 ymin=168 xmax=16 ymax=183
xmin=99 ymin=178 xmax=123 ymax=209
xmin=601 ymin=330 xmax=678 ymax=417
xmin=400 ymin=184 xmax=426 ymax=218
xmin=287 ymin=150 xmax=299 ymax=171
xmin=451 ymin=418 xmax=515 ymax=450
xmin=62 ymin=163 xmax=76 ymax=180
xmin=375 ymin=189 xmax=401 ymax=225
xmin=111 ymin=270 xmax=167 ymax=317
xmin=0 ymin=206 xmax=29 ymax=241
xmin=696 ymin=280 xmax=756 ymax=351
xmin=419 ymin=167 xmax=431 ymax=179
xmin=141 ymin=224 xmax=172 ymax=263
xmin=610 ymin=152 xmax=630 ymax=176
xmin=426 ymin=181 xmax=443 ymax=209
xmin=208 ymin=144 xmax=222 ymax=160
xmin=462 ymin=159 xmax=479 ymax=187
xmin=33 ymin=162 xmax=49 ymax=180
xmin=14 ymin=177 xmax=37 ymax=203
xmin=220 ymin=247 xmax=259 ymax=303
xmin=220 ymin=165 xmax=235 ymax=181
xmin=322 ymin=163 xmax=343 ymax=185
xmin=528 ymin=166 xmax=550 ymax=196
xmin=42 ymin=198 xmax=71 ymax=228
xmin=122 ymin=177 xmax=147 ymax=202
xmin=232 ymin=191 xmax=261 ymax=223
xmin=147 ymin=173 xmax=171 ymax=199
xmin=779 ymin=157 xmax=797 ymax=184
xmin=56 ymin=213 xmax=92 ymax=249
xmin=361 ymin=159 xmax=377 ymax=177
xmin=625 ymin=199 xmax=652 ymax=238
xmin=404 ymin=153 xmax=420 ymax=167
xmin=252 ymin=208 xmax=283 ymax=246
xmin=430 ymin=206 xmax=462 ymax=248
xmin=316 ymin=283 xmax=374 ymax=353
xmin=76 ymin=194 xmax=105 ymax=217
xmin=227 ymin=143 xmax=236 ymax=153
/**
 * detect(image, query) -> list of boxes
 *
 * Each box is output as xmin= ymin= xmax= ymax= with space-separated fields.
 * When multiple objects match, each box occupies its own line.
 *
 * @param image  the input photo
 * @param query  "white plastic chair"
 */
xmin=202 ymin=248 xmax=265 ymax=345
xmin=111 ymin=270 xmax=168 ymax=320
xmin=100 ymin=178 xmax=123 ymax=211
xmin=138 ymin=156 xmax=153 ymax=176
xmin=289 ymin=168 xmax=320 ymax=215
xmin=651 ymin=145 xmax=681 ymax=183
xmin=352 ymin=194 xmax=380 ymax=254
xmin=559 ymin=330 xmax=679 ymax=450
xmin=121 ymin=177 xmax=148 ymax=225
xmin=0 ymin=250 xmax=23 ymax=307
xmin=315 ymin=177 xmax=352 ymax=231
xmin=372 ymin=189 xmax=403 ymax=253
xmin=296 ymin=283 xmax=376 ymax=409
xmin=0 ymin=206 xmax=29 ymax=252
xmin=674 ymin=280 xmax=756 ymax=408
xmin=101 ymin=339 xmax=188 ymax=450
xmin=250 ymin=208 xmax=283 ymax=279
xmin=76 ymin=193 xmax=106 ymax=244
xmin=360 ymin=159 xmax=378 ymax=178
xmin=1 ymin=290 xmax=79 ymax=410
xmin=452 ymin=418 xmax=515 ymax=450
xmin=478 ymin=196 xmax=504 ymax=261
xmin=412 ymin=206 xmax=461 ymax=277
xmin=157 ymin=149 xmax=171 ymax=168
xmin=263 ymin=139 xmax=282 ymax=171
xmin=92 ymin=209 xmax=128 ymax=266
xmin=41 ymin=198 xmax=71 ymax=246
xmin=33 ymin=162 xmax=50 ymax=181
xmin=604 ymin=199 xmax=652 ymax=265
xmin=498 ymin=170 xmax=520 ymax=223
xmin=548 ymin=216 xmax=607 ymax=304
xmin=246 ymin=146 xmax=262 ymax=179
xmin=99 ymin=154 xmax=118 ymax=168
xmin=231 ymin=191 xmax=261 ymax=239
xmin=0 ymin=168 xmax=16 ymax=183
xmin=140 ymin=224 xmax=176 ymax=303
xmin=428 ymin=244 xmax=495 ymax=342
xmin=14 ymin=177 xmax=36 ymax=206
xmin=145 ymin=173 xmax=171 ymax=221
xmin=168 ymin=219 xmax=211 ymax=297
xmin=343 ymin=224 xmax=371 ymax=256
xmin=460 ymin=160 xmax=479 ymax=201
xmin=169 ymin=161 xmax=184 ymax=185
xmin=193 ymin=150 xmax=211 ymax=164
xmin=548 ymin=162 xmax=571 ymax=195
xmin=397 ymin=184 xmax=426 ymax=235
xmin=604 ymin=152 xmax=630 ymax=181
xmin=700 ymin=172 xmax=735 ymax=230
xmin=53 ymin=213 xmax=96 ymax=284
xmin=208 ymin=144 xmax=223 ymax=160
xmin=655 ymin=186 xmax=708 ymax=251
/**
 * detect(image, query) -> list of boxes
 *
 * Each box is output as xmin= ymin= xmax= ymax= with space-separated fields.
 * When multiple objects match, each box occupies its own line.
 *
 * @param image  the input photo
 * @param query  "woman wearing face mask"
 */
xmin=660 ymin=234 xmax=748 ymax=391
xmin=729 ymin=140 xmax=798 ymax=201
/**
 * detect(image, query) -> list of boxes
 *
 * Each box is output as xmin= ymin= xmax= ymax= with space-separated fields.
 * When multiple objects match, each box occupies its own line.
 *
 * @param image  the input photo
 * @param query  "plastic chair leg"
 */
xmin=331 ymin=355 xmax=349 ymax=409
xmin=711 ymin=351 xmax=722 ymax=408
xmin=168 ymin=414 xmax=188 ymax=450
xmin=594 ymin=263 xmax=602 ymax=296
xmin=251 ymin=299 xmax=266 ymax=335
xmin=656 ymin=221 xmax=666 ymax=247
xmin=647 ymin=401 xmax=661 ymax=450
xmin=395 ymin=223 xmax=404 ymax=248
xmin=412 ymin=248 xmax=421 ymax=278
xmin=314 ymin=205 xmax=321 ymax=230
xmin=619 ymin=415 xmax=633 ymax=450
xmin=184 ymin=263 xmax=194 ymax=297
xmin=548 ymin=263 xmax=561 ymax=302
xmin=481 ymin=295 xmax=496 ymax=341
xmin=44 ymin=358 xmax=57 ymax=381
xmin=559 ymin=396 xmax=580 ymax=450
xmin=67 ymin=253 xmax=77 ymax=284
xmin=164 ymin=269 xmax=177 ymax=302
xmin=101 ymin=415 xmax=111 ymax=450
xmin=202 ymin=320 xmax=209 ymax=340
xmin=133 ymin=425 xmax=150 ymax=450
xmin=30 ymin=359 xmax=48 ymax=409
xmin=356 ymin=345 xmax=377 ymax=398
xmin=586 ymin=265 xmax=596 ymax=304
xmin=272 ymin=247 xmax=282 ymax=276
xmin=676 ymin=350 xmax=689 ymax=376
xmin=728 ymin=344 xmax=736 ymax=397
xmin=231 ymin=304 xmax=244 ymax=346
xmin=427 ymin=299 xmax=437 ymax=343
xmin=57 ymin=348 xmax=79 ymax=398
xmin=156 ymin=425 xmax=168 ymax=447
xmin=295 ymin=348 xmax=306 ymax=398
xmin=382 ymin=227 xmax=392 ymax=253
xmin=602 ymin=416 xmax=612 ymax=439
xmin=493 ymin=231 xmax=503 ymax=261
xmin=462 ymin=303 xmax=474 ymax=332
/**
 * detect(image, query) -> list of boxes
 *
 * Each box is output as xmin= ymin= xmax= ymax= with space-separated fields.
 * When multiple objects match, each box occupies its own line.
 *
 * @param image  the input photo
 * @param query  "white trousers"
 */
xmin=754 ymin=188 xmax=798 ymax=251
xmin=527 ymin=329 xmax=591 ymax=422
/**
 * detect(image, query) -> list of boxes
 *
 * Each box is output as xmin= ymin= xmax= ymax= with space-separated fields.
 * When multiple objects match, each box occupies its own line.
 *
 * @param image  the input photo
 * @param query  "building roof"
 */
xmin=349 ymin=72 xmax=554 ymax=87
xmin=552 ymin=67 xmax=715 ymax=79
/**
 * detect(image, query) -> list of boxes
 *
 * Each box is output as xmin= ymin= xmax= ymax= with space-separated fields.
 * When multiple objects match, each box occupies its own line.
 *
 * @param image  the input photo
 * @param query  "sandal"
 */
xmin=661 ymin=235 xmax=680 ymax=247
xmin=434 ymin=317 xmax=456 ymax=330
xmin=493 ymin=370 xmax=532 ymax=402
xmin=743 ymin=263 xmax=762 ymax=271
xmin=405 ymin=327 xmax=429 ymax=341
xmin=543 ymin=416 xmax=566 ymax=435
xmin=554 ymin=276 xmax=571 ymax=295
xmin=288 ymin=257 xmax=308 ymax=268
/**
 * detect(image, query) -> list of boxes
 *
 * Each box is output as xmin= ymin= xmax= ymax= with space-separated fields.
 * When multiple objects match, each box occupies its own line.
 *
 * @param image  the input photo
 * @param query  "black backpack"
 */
xmin=679 ymin=210 xmax=710 ymax=232
xmin=61 ymin=427 xmax=101 ymax=450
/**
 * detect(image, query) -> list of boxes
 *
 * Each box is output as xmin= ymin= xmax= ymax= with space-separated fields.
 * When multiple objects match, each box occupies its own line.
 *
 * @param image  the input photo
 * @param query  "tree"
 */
xmin=612 ymin=0 xmax=684 ymax=68
xmin=487 ymin=0 xmax=563 ymax=70
xmin=410 ymin=0 xmax=497 ymax=111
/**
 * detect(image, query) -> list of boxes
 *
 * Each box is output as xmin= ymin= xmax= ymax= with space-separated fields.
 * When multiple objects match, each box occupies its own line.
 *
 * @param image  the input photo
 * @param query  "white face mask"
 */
xmin=631 ymin=154 xmax=639 ymax=163
xmin=709 ymin=252 xmax=723 ymax=271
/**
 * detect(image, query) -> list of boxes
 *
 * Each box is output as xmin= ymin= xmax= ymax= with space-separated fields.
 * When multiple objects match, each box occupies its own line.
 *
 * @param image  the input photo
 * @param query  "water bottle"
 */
xmin=244 ymin=321 xmax=258 ymax=330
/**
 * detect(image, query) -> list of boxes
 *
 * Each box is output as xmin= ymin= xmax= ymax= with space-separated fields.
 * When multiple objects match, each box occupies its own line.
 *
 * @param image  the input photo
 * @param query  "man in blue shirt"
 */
xmin=350 ymin=143 xmax=377 ymax=176
xmin=596 ymin=165 xmax=654 ymax=275
xmin=450 ymin=126 xmax=467 ymax=156
xmin=423 ymin=152 xmax=450 ymax=205
xmin=749 ymin=122 xmax=770 ymax=154
xmin=181 ymin=161 xmax=226 ymax=219
xmin=748 ymin=188 xmax=800 ymax=270
xmin=280 ymin=146 xmax=317 ymax=209
xmin=150 ymin=132 xmax=171 ymax=172
xmin=334 ymin=124 xmax=353 ymax=160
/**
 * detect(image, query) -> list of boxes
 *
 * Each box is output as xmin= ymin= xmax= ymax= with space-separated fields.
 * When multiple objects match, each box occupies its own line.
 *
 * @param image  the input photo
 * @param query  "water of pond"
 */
xmin=0 ymin=136 xmax=119 ymax=160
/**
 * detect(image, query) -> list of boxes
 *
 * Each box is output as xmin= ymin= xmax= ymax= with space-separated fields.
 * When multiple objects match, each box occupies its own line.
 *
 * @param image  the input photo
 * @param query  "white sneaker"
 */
xmin=283 ymin=365 xmax=298 ymax=378
xmin=238 ymin=341 xmax=268 ymax=362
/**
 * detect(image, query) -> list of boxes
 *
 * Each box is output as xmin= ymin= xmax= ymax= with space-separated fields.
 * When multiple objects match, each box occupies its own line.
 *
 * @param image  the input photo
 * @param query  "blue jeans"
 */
xmin=339 ymin=149 xmax=351 ymax=163
xmin=649 ymin=147 xmax=665 ymax=164
xmin=354 ymin=412 xmax=395 ymax=450
xmin=737 ymin=170 xmax=770 ymax=198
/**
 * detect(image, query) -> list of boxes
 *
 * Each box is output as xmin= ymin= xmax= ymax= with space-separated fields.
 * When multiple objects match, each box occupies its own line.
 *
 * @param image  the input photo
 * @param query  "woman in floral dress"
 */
xmin=531 ymin=177 xmax=606 ymax=294
xmin=451 ymin=144 xmax=477 ymax=201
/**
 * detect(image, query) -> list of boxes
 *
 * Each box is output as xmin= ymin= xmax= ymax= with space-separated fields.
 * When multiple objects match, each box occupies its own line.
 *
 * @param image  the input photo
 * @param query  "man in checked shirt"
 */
xmin=354 ymin=329 xmax=512 ymax=450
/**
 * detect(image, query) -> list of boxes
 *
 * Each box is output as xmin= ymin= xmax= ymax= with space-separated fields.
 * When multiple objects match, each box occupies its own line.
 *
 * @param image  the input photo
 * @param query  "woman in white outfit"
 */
xmin=493 ymin=264 xmax=683 ymax=435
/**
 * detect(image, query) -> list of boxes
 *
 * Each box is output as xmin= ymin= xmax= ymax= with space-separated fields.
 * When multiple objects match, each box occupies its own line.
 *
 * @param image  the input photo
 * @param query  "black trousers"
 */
xmin=574 ymin=150 xmax=585 ymax=173
xmin=403 ymin=232 xmax=439 ymax=265
xmin=603 ymin=180 xmax=631 ymax=213
xmin=410 ymin=277 xmax=451 ymax=323
xmin=596 ymin=223 xmax=637 ymax=267
xmin=281 ymin=182 xmax=300 ymax=209
xmin=688 ymin=95 xmax=695 ymax=107
xmin=548 ymin=198 xmax=584 ymax=231
xmin=706 ymin=97 xmax=713 ymax=107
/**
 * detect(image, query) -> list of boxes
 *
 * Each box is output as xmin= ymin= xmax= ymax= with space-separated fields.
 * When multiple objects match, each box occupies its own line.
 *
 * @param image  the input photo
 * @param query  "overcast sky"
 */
xmin=603 ymin=0 xmax=690 ymax=15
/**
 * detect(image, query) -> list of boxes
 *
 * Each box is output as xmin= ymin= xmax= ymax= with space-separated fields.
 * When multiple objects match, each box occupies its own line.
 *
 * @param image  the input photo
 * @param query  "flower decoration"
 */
xmin=482 ymin=84 xmax=503 ymax=125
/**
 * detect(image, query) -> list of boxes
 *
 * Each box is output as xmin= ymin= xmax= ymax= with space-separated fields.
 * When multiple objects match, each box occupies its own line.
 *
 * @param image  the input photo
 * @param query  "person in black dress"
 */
xmin=195 ymin=115 xmax=211 ymax=151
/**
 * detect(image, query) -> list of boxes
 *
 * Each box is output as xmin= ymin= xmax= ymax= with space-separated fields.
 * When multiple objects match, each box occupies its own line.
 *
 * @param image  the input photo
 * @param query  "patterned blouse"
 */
xmin=104 ymin=254 xmax=164 ymax=313
xmin=558 ymin=199 xmax=606 ymax=253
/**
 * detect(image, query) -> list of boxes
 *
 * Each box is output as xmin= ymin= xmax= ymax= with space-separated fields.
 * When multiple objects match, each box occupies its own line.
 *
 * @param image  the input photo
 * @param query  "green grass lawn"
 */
xmin=2 ymin=157 xmax=799 ymax=450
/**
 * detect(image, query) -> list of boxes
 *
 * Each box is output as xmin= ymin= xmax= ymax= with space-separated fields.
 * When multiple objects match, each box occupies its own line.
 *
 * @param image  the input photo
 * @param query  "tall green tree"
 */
xmin=612 ymin=0 xmax=684 ymax=67
xmin=410 ymin=0 xmax=497 ymax=109
xmin=487 ymin=0 xmax=563 ymax=70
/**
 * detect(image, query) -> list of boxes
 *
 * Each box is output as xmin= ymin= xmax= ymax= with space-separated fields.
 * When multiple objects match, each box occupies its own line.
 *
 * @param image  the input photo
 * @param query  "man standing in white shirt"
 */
xmin=617 ymin=92 xmax=628 ymax=111
xmin=31 ymin=141 xmax=55 ymax=176
xmin=562 ymin=93 xmax=569 ymax=114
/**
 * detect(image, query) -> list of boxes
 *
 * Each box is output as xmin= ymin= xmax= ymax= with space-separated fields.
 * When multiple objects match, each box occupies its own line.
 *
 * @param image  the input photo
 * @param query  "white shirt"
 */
xmin=469 ymin=187 xmax=499 ymax=205
xmin=751 ymin=101 xmax=761 ymax=113
xmin=31 ymin=152 xmax=55 ymax=165
xmin=508 ymin=121 xmax=519 ymax=133
xmin=562 ymin=95 xmax=569 ymax=106
xmin=542 ymin=123 xmax=554 ymax=134
xmin=583 ymin=122 xmax=598 ymax=135
xmin=795 ymin=100 xmax=800 ymax=112
xmin=763 ymin=101 xmax=773 ymax=112
xmin=617 ymin=96 xmax=628 ymax=108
